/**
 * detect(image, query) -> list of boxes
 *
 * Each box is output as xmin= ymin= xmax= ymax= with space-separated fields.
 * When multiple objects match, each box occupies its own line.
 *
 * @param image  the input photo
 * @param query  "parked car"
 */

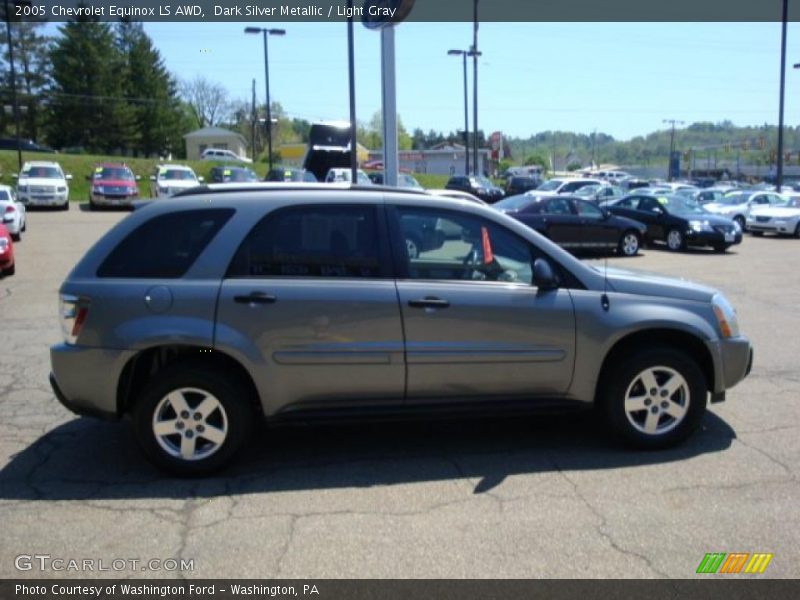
xmin=693 ymin=188 xmax=730 ymax=206
xmin=504 ymin=176 xmax=540 ymax=196
xmin=208 ymin=166 xmax=258 ymax=183
xmin=49 ymin=184 xmax=753 ymax=474
xmin=425 ymin=189 xmax=486 ymax=205
xmin=15 ymin=161 xmax=71 ymax=210
xmin=703 ymin=190 xmax=784 ymax=231
xmin=746 ymin=195 xmax=800 ymax=237
xmin=534 ymin=178 xmax=603 ymax=196
xmin=324 ymin=168 xmax=372 ymax=185
xmin=574 ymin=183 xmax=624 ymax=204
xmin=88 ymin=164 xmax=139 ymax=209
xmin=494 ymin=194 xmax=646 ymax=257
xmin=0 ymin=184 xmax=26 ymax=241
xmin=149 ymin=164 xmax=202 ymax=198
xmin=264 ymin=167 xmax=317 ymax=182
xmin=366 ymin=171 xmax=424 ymax=190
xmin=200 ymin=148 xmax=252 ymax=163
xmin=605 ymin=194 xmax=742 ymax=252
xmin=0 ymin=223 xmax=14 ymax=276
xmin=0 ymin=137 xmax=55 ymax=153
xmin=445 ymin=175 xmax=504 ymax=203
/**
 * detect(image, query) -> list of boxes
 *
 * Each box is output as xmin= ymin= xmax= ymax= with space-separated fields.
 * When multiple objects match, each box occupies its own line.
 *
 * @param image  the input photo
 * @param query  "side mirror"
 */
xmin=533 ymin=258 xmax=558 ymax=290
xmin=65 ymin=174 xmax=73 ymax=181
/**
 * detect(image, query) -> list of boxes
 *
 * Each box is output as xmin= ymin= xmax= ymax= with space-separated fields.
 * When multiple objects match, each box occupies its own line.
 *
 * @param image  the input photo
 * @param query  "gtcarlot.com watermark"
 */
xmin=15 ymin=554 xmax=195 ymax=573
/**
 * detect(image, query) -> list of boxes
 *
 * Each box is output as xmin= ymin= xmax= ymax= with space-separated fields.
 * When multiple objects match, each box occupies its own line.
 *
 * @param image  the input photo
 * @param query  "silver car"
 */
xmin=50 ymin=184 xmax=753 ymax=475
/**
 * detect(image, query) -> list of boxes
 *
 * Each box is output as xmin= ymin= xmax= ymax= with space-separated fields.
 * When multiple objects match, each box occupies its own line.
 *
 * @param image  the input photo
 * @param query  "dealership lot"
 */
xmin=0 ymin=206 xmax=797 ymax=578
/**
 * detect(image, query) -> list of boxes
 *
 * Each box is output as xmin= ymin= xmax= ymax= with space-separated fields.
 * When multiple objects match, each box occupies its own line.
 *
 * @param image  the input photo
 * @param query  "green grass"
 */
xmin=0 ymin=150 xmax=273 ymax=201
xmin=411 ymin=173 xmax=450 ymax=189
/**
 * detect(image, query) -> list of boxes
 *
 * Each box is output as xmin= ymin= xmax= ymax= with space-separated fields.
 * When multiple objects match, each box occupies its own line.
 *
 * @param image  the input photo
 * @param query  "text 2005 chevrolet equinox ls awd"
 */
xmin=50 ymin=184 xmax=753 ymax=475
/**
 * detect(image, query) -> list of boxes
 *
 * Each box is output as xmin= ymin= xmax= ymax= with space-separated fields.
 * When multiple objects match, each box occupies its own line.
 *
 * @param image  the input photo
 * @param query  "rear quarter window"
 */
xmin=97 ymin=209 xmax=234 ymax=278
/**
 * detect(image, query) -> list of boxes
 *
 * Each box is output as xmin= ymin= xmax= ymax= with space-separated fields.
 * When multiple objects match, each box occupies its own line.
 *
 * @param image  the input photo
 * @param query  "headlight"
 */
xmin=712 ymin=293 xmax=740 ymax=338
xmin=0 ymin=238 xmax=8 ymax=252
xmin=689 ymin=220 xmax=713 ymax=232
xmin=158 ymin=186 xmax=169 ymax=193
xmin=93 ymin=186 xmax=105 ymax=194
xmin=57 ymin=186 xmax=67 ymax=193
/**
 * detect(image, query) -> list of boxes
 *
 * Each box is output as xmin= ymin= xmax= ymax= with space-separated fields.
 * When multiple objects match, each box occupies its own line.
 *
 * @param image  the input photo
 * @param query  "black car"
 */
xmin=265 ymin=167 xmax=317 ymax=182
xmin=445 ymin=175 xmax=504 ymax=203
xmin=208 ymin=166 xmax=258 ymax=183
xmin=494 ymin=194 xmax=647 ymax=257
xmin=605 ymin=194 xmax=742 ymax=252
xmin=504 ymin=176 xmax=540 ymax=196
xmin=0 ymin=137 xmax=55 ymax=153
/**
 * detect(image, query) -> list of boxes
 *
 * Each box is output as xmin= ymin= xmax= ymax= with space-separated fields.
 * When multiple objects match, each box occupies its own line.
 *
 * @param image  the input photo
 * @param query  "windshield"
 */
xmin=223 ymin=168 xmax=257 ymax=182
xmin=662 ymin=196 xmax=708 ymax=216
xmin=0 ymin=190 xmax=10 ymax=201
xmin=537 ymin=179 xmax=562 ymax=191
xmin=159 ymin=169 xmax=196 ymax=181
xmin=94 ymin=167 xmax=134 ymax=181
xmin=472 ymin=176 xmax=494 ymax=188
xmin=717 ymin=193 xmax=749 ymax=205
xmin=494 ymin=194 xmax=536 ymax=210
xmin=22 ymin=166 xmax=61 ymax=179
xmin=575 ymin=185 xmax=601 ymax=196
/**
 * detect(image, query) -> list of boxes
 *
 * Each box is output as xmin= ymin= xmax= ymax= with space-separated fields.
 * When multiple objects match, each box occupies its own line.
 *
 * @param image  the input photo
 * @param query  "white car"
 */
xmin=746 ymin=195 xmax=800 ymax=237
xmin=15 ymin=161 xmax=72 ymax=209
xmin=149 ymin=164 xmax=203 ymax=198
xmin=324 ymin=168 xmax=372 ymax=185
xmin=0 ymin=184 xmax=26 ymax=241
xmin=533 ymin=178 xmax=603 ymax=196
xmin=200 ymin=148 xmax=252 ymax=164
xmin=704 ymin=190 xmax=784 ymax=231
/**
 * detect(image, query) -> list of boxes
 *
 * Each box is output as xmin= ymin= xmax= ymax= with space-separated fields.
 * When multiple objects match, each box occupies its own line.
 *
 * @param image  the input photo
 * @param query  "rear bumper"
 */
xmin=49 ymin=344 xmax=135 ymax=419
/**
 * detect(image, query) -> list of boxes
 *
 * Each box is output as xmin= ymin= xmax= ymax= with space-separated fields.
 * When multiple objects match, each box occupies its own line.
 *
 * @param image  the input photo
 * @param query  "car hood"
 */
xmin=749 ymin=206 xmax=800 ymax=218
xmin=92 ymin=179 xmax=137 ymax=187
xmin=19 ymin=177 xmax=66 ymax=187
xmin=682 ymin=213 xmax=736 ymax=226
xmin=156 ymin=180 xmax=198 ymax=189
xmin=596 ymin=266 xmax=716 ymax=303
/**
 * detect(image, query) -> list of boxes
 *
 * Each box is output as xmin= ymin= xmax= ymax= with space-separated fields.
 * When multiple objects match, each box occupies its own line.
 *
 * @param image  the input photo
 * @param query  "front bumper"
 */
xmin=716 ymin=336 xmax=753 ymax=392
xmin=50 ymin=343 xmax=136 ymax=419
xmin=686 ymin=229 xmax=742 ymax=247
xmin=90 ymin=194 xmax=138 ymax=206
xmin=19 ymin=194 xmax=68 ymax=207
xmin=746 ymin=219 xmax=797 ymax=235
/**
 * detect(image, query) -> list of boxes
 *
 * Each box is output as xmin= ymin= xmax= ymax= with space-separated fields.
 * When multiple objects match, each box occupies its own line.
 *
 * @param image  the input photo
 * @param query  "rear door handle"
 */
xmin=234 ymin=292 xmax=276 ymax=305
xmin=408 ymin=297 xmax=450 ymax=309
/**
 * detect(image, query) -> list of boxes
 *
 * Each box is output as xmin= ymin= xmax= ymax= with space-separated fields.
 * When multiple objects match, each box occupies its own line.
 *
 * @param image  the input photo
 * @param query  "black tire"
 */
xmin=617 ymin=230 xmax=641 ymax=257
xmin=665 ymin=228 xmax=685 ymax=251
xmin=11 ymin=231 xmax=20 ymax=242
xmin=795 ymin=223 xmax=800 ymax=239
xmin=751 ymin=231 xmax=764 ymax=237
xmin=21 ymin=219 xmax=26 ymax=232
xmin=3 ymin=262 xmax=15 ymax=277
xmin=61 ymin=201 xmax=70 ymax=211
xmin=132 ymin=362 xmax=254 ymax=476
xmin=601 ymin=346 xmax=707 ymax=449
xmin=733 ymin=215 xmax=745 ymax=231
xmin=712 ymin=243 xmax=730 ymax=253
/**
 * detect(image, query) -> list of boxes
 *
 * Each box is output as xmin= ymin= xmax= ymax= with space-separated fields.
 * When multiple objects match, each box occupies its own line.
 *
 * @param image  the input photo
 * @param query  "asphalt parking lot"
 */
xmin=0 ymin=206 xmax=797 ymax=579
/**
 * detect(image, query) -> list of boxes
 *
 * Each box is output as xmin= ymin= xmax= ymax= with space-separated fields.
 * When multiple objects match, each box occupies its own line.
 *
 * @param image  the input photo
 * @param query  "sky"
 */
xmin=50 ymin=20 xmax=800 ymax=141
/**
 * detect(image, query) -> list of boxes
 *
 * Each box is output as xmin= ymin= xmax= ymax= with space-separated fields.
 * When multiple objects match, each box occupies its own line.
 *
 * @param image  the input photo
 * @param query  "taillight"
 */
xmin=59 ymin=294 xmax=90 ymax=345
xmin=4 ymin=205 xmax=14 ymax=213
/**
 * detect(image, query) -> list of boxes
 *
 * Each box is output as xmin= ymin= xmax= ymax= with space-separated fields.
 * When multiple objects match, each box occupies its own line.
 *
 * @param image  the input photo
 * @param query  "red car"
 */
xmin=0 ymin=223 xmax=15 ymax=276
xmin=88 ymin=163 xmax=139 ymax=209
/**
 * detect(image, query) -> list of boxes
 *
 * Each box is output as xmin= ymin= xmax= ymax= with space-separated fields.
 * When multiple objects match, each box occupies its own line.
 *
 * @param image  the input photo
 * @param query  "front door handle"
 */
xmin=234 ymin=292 xmax=276 ymax=305
xmin=408 ymin=297 xmax=450 ymax=309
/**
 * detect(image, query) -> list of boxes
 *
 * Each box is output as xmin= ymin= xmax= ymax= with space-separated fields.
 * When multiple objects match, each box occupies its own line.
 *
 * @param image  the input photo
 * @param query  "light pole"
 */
xmin=663 ymin=118 xmax=684 ymax=181
xmin=4 ymin=0 xmax=30 ymax=172
xmin=775 ymin=0 xmax=788 ymax=191
xmin=447 ymin=50 xmax=470 ymax=175
xmin=471 ymin=0 xmax=479 ymax=175
xmin=245 ymin=26 xmax=285 ymax=172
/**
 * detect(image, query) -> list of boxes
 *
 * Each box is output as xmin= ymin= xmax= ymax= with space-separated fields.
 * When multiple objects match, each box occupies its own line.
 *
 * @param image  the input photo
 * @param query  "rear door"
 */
xmin=574 ymin=198 xmax=619 ymax=249
xmin=389 ymin=204 xmax=576 ymax=402
xmin=540 ymin=196 xmax=583 ymax=247
xmin=216 ymin=203 xmax=405 ymax=413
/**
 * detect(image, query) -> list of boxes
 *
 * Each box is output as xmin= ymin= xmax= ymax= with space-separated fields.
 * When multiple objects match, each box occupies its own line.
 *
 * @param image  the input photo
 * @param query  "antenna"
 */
xmin=601 ymin=255 xmax=610 ymax=311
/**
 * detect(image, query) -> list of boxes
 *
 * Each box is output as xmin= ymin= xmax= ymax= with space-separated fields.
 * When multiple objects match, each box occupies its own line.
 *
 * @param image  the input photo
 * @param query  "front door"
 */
xmin=390 ymin=205 xmax=576 ymax=402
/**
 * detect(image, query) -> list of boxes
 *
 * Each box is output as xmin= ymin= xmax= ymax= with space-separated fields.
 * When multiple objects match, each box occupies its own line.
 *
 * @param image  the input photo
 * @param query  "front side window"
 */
xmin=98 ymin=209 xmax=234 ymax=278
xmin=228 ymin=205 xmax=383 ymax=279
xmin=575 ymin=200 xmax=604 ymax=217
xmin=396 ymin=207 xmax=535 ymax=285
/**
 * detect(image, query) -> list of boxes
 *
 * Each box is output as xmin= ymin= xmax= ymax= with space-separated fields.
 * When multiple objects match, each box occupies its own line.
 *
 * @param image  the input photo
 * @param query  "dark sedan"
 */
xmin=446 ymin=175 xmax=505 ymax=203
xmin=605 ymin=194 xmax=742 ymax=252
xmin=494 ymin=194 xmax=647 ymax=257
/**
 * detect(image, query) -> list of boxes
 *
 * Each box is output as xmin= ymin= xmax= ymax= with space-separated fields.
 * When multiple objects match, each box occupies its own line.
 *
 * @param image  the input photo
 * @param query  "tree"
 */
xmin=0 ymin=21 xmax=51 ymax=141
xmin=116 ymin=21 xmax=184 ymax=157
xmin=524 ymin=153 xmax=549 ymax=174
xmin=48 ymin=16 xmax=136 ymax=152
xmin=179 ymin=76 xmax=230 ymax=128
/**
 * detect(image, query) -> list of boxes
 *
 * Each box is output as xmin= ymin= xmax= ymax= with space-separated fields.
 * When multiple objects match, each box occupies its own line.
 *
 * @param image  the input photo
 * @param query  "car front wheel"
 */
xmin=666 ymin=228 xmax=685 ymax=251
xmin=618 ymin=231 xmax=641 ymax=256
xmin=602 ymin=347 xmax=707 ymax=449
xmin=133 ymin=362 xmax=253 ymax=475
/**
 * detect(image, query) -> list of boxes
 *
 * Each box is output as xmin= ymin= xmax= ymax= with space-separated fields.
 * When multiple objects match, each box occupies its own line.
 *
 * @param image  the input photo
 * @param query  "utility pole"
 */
xmin=4 ymin=0 xmax=23 ymax=171
xmin=591 ymin=128 xmax=597 ymax=168
xmin=471 ymin=0 xmax=479 ymax=175
xmin=251 ymin=79 xmax=256 ymax=161
xmin=347 ymin=0 xmax=358 ymax=183
xmin=663 ymin=118 xmax=684 ymax=181
xmin=776 ymin=0 xmax=788 ymax=191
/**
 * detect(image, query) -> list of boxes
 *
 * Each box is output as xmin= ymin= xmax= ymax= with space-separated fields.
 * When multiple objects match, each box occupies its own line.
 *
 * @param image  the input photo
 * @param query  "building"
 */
xmin=183 ymin=127 xmax=249 ymax=161
xmin=368 ymin=143 xmax=491 ymax=176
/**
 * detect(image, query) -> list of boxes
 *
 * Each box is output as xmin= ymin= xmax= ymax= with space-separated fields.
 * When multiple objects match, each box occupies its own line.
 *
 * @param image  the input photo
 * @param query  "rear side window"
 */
xmin=97 ymin=209 xmax=234 ymax=278
xmin=227 ymin=205 xmax=385 ymax=279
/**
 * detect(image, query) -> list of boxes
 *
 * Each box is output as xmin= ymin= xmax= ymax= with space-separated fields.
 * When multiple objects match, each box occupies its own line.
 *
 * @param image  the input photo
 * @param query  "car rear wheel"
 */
xmin=602 ymin=347 xmax=707 ymax=449
xmin=795 ymin=223 xmax=800 ymax=238
xmin=751 ymin=231 xmax=764 ymax=237
xmin=712 ymin=243 xmax=730 ymax=253
xmin=666 ymin=228 xmax=685 ymax=251
xmin=133 ymin=362 xmax=253 ymax=475
xmin=3 ymin=263 xmax=15 ymax=276
xmin=11 ymin=231 xmax=20 ymax=242
xmin=618 ymin=231 xmax=641 ymax=257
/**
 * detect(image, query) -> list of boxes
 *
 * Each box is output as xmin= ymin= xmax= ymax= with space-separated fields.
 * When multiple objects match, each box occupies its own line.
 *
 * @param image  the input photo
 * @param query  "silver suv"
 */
xmin=50 ymin=184 xmax=753 ymax=475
